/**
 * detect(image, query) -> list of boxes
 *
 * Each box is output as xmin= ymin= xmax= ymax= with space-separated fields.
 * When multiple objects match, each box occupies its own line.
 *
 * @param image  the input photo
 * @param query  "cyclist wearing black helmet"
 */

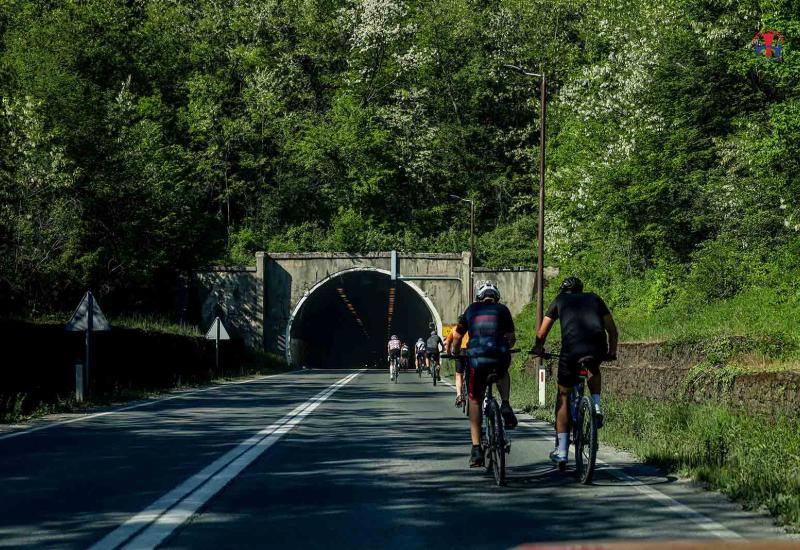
xmin=451 ymin=281 xmax=517 ymax=468
xmin=532 ymin=276 xmax=618 ymax=467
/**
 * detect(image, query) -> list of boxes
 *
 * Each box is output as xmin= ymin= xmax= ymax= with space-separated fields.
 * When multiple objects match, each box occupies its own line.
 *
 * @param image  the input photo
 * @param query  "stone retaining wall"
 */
xmin=536 ymin=341 xmax=800 ymax=417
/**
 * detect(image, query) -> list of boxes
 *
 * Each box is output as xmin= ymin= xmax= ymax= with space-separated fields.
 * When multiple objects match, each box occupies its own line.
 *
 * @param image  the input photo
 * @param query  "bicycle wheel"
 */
xmin=461 ymin=376 xmax=469 ymax=415
xmin=491 ymin=404 xmax=506 ymax=486
xmin=483 ymin=411 xmax=493 ymax=474
xmin=575 ymin=397 xmax=597 ymax=484
xmin=432 ymin=364 xmax=437 ymax=386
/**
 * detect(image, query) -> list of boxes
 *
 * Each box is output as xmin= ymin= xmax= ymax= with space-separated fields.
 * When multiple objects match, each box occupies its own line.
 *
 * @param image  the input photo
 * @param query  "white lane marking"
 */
xmin=90 ymin=370 xmax=364 ymax=550
xmin=513 ymin=415 xmax=742 ymax=539
xmin=0 ymin=372 xmax=298 ymax=442
xmin=598 ymin=460 xmax=742 ymax=539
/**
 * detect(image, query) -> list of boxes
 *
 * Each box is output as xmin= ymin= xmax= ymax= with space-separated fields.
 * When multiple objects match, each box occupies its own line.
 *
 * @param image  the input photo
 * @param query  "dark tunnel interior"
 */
xmin=289 ymin=271 xmax=435 ymax=368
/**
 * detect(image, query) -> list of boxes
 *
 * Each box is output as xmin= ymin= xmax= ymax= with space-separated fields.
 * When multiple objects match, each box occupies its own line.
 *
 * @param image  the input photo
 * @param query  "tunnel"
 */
xmin=287 ymin=269 xmax=439 ymax=368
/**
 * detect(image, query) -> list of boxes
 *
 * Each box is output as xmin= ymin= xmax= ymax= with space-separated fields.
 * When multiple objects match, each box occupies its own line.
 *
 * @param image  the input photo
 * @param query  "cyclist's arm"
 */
xmin=505 ymin=331 xmax=516 ymax=348
xmin=533 ymin=315 xmax=556 ymax=353
xmin=603 ymin=314 xmax=618 ymax=357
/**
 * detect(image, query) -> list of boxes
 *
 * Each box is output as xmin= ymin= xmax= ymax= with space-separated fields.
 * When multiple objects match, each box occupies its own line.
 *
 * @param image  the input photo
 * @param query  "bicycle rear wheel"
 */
xmin=432 ymin=363 xmax=438 ymax=386
xmin=491 ymin=403 xmax=506 ymax=486
xmin=574 ymin=397 xmax=597 ymax=484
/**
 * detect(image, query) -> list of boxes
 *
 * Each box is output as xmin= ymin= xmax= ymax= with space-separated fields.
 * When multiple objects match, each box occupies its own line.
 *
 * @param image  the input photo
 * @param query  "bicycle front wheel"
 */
xmin=575 ymin=397 xmax=597 ymax=484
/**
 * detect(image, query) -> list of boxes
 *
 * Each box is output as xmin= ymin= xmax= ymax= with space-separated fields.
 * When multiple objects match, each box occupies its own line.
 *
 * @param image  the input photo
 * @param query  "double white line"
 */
xmin=91 ymin=370 xmax=364 ymax=550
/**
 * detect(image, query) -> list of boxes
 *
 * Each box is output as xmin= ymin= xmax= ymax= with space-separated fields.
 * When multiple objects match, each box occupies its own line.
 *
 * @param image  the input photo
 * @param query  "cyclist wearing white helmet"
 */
xmin=451 ymin=280 xmax=517 ymax=468
xmin=387 ymin=334 xmax=401 ymax=381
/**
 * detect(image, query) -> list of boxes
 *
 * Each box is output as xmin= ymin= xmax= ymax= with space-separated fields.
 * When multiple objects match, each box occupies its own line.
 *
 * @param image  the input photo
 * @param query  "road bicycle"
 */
xmin=428 ymin=353 xmax=441 ymax=386
xmin=389 ymin=355 xmax=400 ymax=383
xmin=441 ymin=353 xmax=469 ymax=415
xmin=416 ymin=355 xmax=424 ymax=378
xmin=534 ymin=351 xmax=600 ymax=484
xmin=478 ymin=349 xmax=520 ymax=486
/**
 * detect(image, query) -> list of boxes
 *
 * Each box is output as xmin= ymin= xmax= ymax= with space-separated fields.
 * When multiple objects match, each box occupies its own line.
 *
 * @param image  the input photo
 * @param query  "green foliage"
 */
xmin=1 ymin=0 xmax=799 ymax=325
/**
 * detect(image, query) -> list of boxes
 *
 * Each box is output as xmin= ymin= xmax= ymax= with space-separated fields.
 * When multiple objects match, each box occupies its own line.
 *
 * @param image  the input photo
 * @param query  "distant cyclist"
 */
xmin=387 ymin=334 xmax=401 ymax=381
xmin=400 ymin=341 xmax=411 ymax=370
xmin=532 ymin=276 xmax=618 ymax=467
xmin=445 ymin=329 xmax=469 ymax=407
xmin=451 ymin=281 xmax=517 ymax=467
xmin=426 ymin=329 xmax=444 ymax=380
xmin=415 ymin=338 xmax=426 ymax=371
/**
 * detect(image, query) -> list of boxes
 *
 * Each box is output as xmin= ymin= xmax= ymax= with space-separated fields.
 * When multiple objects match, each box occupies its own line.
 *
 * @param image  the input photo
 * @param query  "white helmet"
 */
xmin=475 ymin=280 xmax=501 ymax=302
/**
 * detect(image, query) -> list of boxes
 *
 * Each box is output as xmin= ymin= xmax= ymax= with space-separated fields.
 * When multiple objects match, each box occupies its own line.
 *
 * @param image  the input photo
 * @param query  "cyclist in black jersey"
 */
xmin=532 ymin=276 xmax=618 ymax=466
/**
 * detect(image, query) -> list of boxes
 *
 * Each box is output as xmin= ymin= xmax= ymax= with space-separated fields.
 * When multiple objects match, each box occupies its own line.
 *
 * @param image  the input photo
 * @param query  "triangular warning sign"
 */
xmin=205 ymin=317 xmax=230 ymax=341
xmin=65 ymin=291 xmax=111 ymax=332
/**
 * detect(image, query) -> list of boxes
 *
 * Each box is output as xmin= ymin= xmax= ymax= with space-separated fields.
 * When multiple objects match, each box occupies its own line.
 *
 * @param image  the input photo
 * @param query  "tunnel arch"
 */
xmin=285 ymin=267 xmax=443 ymax=367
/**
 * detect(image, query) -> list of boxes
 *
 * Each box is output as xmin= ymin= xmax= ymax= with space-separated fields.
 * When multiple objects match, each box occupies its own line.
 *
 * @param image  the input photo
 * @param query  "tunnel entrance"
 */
xmin=287 ymin=269 xmax=440 ymax=368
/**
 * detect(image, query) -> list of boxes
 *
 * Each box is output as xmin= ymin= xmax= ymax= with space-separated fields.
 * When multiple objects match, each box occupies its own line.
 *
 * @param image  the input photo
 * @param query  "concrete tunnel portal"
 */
xmin=287 ymin=269 xmax=441 ymax=368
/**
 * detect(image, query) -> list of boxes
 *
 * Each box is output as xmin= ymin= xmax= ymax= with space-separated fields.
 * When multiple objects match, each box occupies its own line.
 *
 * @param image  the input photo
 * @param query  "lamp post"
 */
xmin=502 ymin=64 xmax=547 ymax=332
xmin=450 ymin=194 xmax=475 ymax=303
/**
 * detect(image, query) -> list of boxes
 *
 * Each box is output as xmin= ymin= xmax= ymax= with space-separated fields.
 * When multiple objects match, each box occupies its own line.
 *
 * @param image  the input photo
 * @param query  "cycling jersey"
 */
xmin=415 ymin=341 xmax=426 ymax=355
xmin=401 ymin=345 xmax=410 ymax=357
xmin=544 ymin=292 xmax=610 ymax=358
xmin=387 ymin=338 xmax=401 ymax=352
xmin=426 ymin=333 xmax=443 ymax=353
xmin=455 ymin=301 xmax=514 ymax=356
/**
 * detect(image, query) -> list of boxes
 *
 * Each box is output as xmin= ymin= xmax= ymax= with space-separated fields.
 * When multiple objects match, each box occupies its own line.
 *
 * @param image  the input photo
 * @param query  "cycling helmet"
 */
xmin=475 ymin=280 xmax=501 ymax=302
xmin=417 ymin=338 xmax=424 ymax=343
xmin=559 ymin=276 xmax=584 ymax=294
xmin=391 ymin=334 xmax=398 ymax=340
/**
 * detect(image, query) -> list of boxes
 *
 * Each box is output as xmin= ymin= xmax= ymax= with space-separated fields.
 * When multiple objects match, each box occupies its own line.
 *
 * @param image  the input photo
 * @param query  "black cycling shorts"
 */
xmin=557 ymin=355 xmax=601 ymax=387
xmin=389 ymin=348 xmax=400 ymax=359
xmin=426 ymin=350 xmax=440 ymax=363
xmin=467 ymin=352 xmax=511 ymax=401
xmin=455 ymin=355 xmax=467 ymax=374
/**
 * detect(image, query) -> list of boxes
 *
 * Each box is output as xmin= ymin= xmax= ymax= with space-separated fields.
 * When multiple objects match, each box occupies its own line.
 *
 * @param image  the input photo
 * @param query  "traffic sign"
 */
xmin=66 ymin=291 xmax=110 ymax=332
xmin=205 ymin=317 xmax=230 ymax=341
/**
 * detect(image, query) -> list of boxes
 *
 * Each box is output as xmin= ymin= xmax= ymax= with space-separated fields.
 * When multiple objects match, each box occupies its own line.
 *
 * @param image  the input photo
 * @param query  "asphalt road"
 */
xmin=0 ymin=368 xmax=790 ymax=549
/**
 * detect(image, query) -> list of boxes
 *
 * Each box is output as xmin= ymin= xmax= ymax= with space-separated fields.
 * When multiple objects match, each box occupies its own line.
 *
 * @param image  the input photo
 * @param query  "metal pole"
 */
xmin=469 ymin=200 xmax=475 ymax=300
xmin=536 ymin=74 xmax=546 ymax=332
xmin=86 ymin=291 xmax=93 ymax=398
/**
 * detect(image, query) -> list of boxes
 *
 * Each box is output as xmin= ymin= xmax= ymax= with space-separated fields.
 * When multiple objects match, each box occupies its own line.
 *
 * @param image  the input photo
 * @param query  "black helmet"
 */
xmin=560 ymin=276 xmax=584 ymax=294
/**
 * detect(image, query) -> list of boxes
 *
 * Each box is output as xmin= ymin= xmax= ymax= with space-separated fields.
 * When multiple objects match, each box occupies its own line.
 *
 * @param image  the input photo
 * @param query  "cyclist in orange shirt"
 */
xmin=445 ymin=328 xmax=470 ymax=407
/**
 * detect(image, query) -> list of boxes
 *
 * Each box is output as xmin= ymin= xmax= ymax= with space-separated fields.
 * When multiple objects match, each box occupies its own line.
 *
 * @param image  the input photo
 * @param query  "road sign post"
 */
xmin=205 ymin=317 xmax=230 ymax=373
xmin=538 ymin=366 xmax=546 ymax=407
xmin=66 ymin=291 xmax=110 ymax=398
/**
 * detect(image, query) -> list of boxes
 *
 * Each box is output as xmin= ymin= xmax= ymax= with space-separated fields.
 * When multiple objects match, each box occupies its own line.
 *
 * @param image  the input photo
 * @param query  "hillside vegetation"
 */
xmin=1 ymin=0 xmax=798 ymax=324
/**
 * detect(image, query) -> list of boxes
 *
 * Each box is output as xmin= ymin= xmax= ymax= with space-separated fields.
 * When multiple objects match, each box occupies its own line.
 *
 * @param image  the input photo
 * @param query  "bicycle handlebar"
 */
xmin=441 ymin=348 xmax=520 ymax=360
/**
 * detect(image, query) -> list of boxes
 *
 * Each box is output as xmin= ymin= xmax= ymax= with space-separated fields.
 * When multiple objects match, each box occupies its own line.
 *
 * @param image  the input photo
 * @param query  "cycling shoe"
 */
xmin=500 ymin=402 xmax=518 ymax=429
xmin=470 ymin=445 xmax=484 ymax=468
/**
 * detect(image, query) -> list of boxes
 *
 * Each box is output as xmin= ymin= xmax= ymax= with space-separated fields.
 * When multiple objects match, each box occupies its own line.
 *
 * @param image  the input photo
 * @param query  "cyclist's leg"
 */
xmin=586 ymin=359 xmax=603 ymax=423
xmin=454 ymin=356 xmax=466 ymax=404
xmin=552 ymin=356 xmax=577 ymax=462
xmin=467 ymin=357 xmax=489 ymax=446
xmin=493 ymin=354 xmax=517 ymax=428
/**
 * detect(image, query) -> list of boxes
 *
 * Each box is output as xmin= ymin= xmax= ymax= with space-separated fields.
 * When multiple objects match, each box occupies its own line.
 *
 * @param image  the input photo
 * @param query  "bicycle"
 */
xmin=416 ymin=355 xmax=424 ymax=378
xmin=534 ymin=351 xmax=599 ymax=484
xmin=476 ymin=349 xmax=520 ymax=486
xmin=443 ymin=353 xmax=469 ymax=415
xmin=428 ymin=353 xmax=441 ymax=386
xmin=389 ymin=356 xmax=400 ymax=383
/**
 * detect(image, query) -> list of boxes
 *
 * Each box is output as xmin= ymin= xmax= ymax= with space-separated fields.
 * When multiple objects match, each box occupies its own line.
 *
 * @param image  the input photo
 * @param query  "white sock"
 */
xmin=557 ymin=432 xmax=569 ymax=454
xmin=592 ymin=394 xmax=601 ymax=409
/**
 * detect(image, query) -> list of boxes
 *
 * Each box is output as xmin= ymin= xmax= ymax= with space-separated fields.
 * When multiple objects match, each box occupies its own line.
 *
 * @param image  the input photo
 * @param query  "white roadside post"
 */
xmin=65 ymin=291 xmax=111 ymax=401
xmin=205 ymin=317 xmax=230 ymax=374
xmin=538 ymin=366 xmax=546 ymax=407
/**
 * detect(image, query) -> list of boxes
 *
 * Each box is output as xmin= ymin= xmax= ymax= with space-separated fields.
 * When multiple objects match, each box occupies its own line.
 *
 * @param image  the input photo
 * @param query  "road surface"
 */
xmin=0 ymin=369 xmax=790 ymax=549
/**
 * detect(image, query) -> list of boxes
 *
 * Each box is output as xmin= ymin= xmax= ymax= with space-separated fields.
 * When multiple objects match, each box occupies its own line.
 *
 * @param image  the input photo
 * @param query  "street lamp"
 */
xmin=450 ymin=194 xmax=475 ymax=303
xmin=502 ymin=63 xmax=547 ymax=334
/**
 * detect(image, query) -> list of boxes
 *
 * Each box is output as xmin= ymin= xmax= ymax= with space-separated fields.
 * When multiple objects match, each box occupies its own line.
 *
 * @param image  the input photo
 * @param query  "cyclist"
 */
xmin=532 ymin=276 xmax=618 ymax=467
xmin=425 ymin=329 xmax=444 ymax=380
xmin=387 ymin=334 xmax=401 ymax=381
xmin=400 ymin=341 xmax=411 ymax=371
xmin=414 ymin=337 xmax=426 ymax=371
xmin=444 ymin=329 xmax=470 ymax=407
xmin=451 ymin=281 xmax=517 ymax=467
